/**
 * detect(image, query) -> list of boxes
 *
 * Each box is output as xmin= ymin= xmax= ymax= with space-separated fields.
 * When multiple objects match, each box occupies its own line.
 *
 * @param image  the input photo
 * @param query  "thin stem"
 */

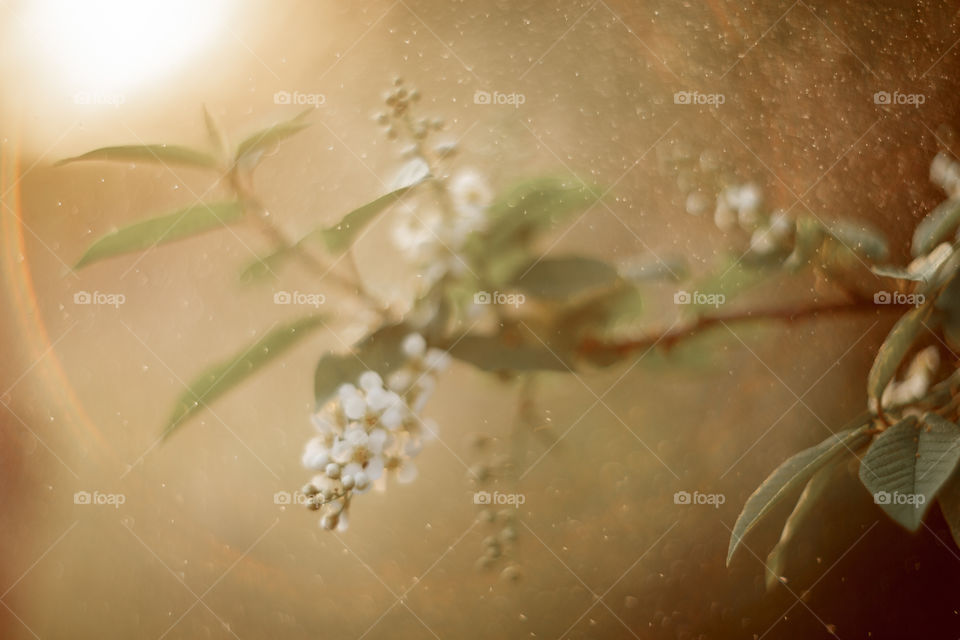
xmin=575 ymin=298 xmax=912 ymax=360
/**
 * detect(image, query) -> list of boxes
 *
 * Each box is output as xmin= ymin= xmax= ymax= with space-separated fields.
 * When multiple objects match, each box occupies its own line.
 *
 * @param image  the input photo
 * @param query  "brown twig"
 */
xmin=576 ymin=299 xmax=912 ymax=360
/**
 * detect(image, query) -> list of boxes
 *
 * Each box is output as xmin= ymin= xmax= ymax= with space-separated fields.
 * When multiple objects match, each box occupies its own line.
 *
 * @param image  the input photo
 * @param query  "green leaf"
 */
xmin=619 ymin=255 xmax=688 ymax=282
xmin=866 ymin=305 xmax=930 ymax=404
xmin=483 ymin=176 xmax=600 ymax=249
xmin=234 ymin=109 xmax=312 ymax=164
xmin=317 ymin=183 xmax=421 ymax=254
xmin=937 ymin=469 xmax=960 ymax=549
xmin=239 ymin=184 xmax=423 ymax=283
xmin=937 ymin=271 xmax=960 ymax=350
xmin=76 ymin=201 xmax=245 ymax=268
xmin=912 ymin=199 xmax=960 ymax=258
xmin=314 ymin=324 xmax=411 ymax=404
xmin=858 ymin=414 xmax=960 ymax=531
xmin=164 ymin=316 xmax=326 ymax=438
xmin=764 ymin=461 xmax=842 ymax=591
xmin=203 ymin=105 xmax=227 ymax=157
xmin=727 ymin=425 xmax=871 ymax=565
xmin=556 ymin=285 xmax=644 ymax=367
xmin=684 ymin=256 xmax=769 ymax=315
xmin=514 ymin=256 xmax=619 ymax=301
xmin=56 ymin=144 xmax=219 ymax=170
xmin=448 ymin=334 xmax=570 ymax=372
xmin=824 ymin=219 xmax=889 ymax=261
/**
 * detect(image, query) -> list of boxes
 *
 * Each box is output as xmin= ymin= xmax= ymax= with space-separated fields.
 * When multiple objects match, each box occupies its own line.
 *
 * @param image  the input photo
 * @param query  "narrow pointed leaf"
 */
xmin=56 ymin=144 xmax=219 ymax=169
xmin=859 ymin=414 xmax=960 ymax=531
xmin=165 ymin=316 xmax=326 ymax=438
xmin=317 ymin=183 xmax=420 ymax=254
xmin=203 ymin=105 xmax=227 ymax=157
xmin=76 ymin=201 xmax=245 ymax=268
xmin=240 ymin=183 xmax=423 ymax=282
xmin=727 ymin=425 xmax=871 ymax=565
xmin=912 ymin=199 xmax=960 ymax=257
xmin=765 ymin=462 xmax=841 ymax=591
xmin=866 ymin=306 xmax=931 ymax=403
xmin=824 ymin=219 xmax=888 ymax=261
xmin=234 ymin=109 xmax=312 ymax=163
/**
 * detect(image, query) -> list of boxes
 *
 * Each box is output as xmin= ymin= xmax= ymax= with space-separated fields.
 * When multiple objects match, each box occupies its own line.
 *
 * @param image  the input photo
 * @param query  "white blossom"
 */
xmin=299 ymin=332 xmax=446 ymax=531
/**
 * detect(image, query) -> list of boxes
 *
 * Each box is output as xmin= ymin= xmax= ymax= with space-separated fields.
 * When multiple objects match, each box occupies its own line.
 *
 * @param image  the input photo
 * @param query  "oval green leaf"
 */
xmin=514 ymin=256 xmax=619 ymax=301
xmin=858 ymin=414 xmax=960 ymax=531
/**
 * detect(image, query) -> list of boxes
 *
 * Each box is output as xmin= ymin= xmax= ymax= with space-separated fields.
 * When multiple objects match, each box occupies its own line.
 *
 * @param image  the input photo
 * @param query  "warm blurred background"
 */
xmin=2 ymin=1 xmax=960 ymax=638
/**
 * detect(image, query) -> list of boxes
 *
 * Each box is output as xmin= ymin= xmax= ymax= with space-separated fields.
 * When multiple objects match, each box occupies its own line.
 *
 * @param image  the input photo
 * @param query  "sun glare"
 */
xmin=19 ymin=0 xmax=226 ymax=96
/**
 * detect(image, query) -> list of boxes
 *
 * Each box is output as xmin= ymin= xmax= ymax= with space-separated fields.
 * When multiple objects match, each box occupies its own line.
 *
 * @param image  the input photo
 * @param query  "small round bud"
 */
xmin=341 ymin=474 xmax=355 ymax=491
xmin=402 ymin=333 xmax=427 ymax=358
xmin=409 ymin=89 xmax=420 ymax=102
xmin=393 ymin=76 xmax=404 ymax=87
xmin=499 ymin=565 xmax=522 ymax=583
xmin=375 ymin=112 xmax=389 ymax=125
xmin=499 ymin=526 xmax=517 ymax=542
xmin=354 ymin=471 xmax=370 ymax=491
xmin=302 ymin=483 xmax=320 ymax=497
xmin=321 ymin=513 xmax=339 ymax=530
xmin=431 ymin=117 xmax=444 ymax=130
xmin=325 ymin=462 xmax=341 ymax=479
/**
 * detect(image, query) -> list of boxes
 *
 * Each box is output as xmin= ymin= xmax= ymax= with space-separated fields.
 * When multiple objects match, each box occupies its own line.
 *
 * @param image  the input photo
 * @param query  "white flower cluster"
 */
xmin=698 ymin=182 xmax=795 ymax=256
xmin=392 ymin=168 xmax=492 ymax=284
xmin=300 ymin=333 xmax=449 ymax=531
xmin=871 ymin=345 xmax=940 ymax=412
